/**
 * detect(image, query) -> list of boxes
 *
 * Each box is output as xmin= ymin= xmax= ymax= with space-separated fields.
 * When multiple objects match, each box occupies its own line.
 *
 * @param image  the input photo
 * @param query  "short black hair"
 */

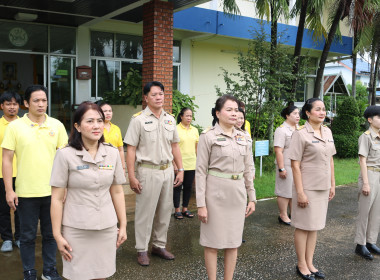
xmin=24 ymin=85 xmax=48 ymax=103
xmin=0 ymin=91 xmax=22 ymax=105
xmin=301 ymin=98 xmax=323 ymax=120
xmin=143 ymin=81 xmax=164 ymax=95
xmin=281 ymin=104 xmax=298 ymax=119
xmin=364 ymin=105 xmax=380 ymax=119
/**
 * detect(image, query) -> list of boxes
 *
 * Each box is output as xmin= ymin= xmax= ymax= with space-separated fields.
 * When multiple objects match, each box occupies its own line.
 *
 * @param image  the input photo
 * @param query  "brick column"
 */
xmin=142 ymin=0 xmax=173 ymax=112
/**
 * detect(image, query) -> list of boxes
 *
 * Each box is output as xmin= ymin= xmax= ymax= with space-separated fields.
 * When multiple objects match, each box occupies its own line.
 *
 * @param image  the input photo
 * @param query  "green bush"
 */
xmin=172 ymin=90 xmax=199 ymax=121
xmin=333 ymin=132 xmax=361 ymax=158
xmin=331 ymin=97 xmax=361 ymax=158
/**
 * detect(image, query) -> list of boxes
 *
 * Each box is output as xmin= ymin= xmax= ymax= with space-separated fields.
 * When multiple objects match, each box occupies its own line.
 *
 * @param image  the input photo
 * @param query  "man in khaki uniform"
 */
xmin=355 ymin=105 xmax=380 ymax=260
xmin=125 ymin=81 xmax=184 ymax=266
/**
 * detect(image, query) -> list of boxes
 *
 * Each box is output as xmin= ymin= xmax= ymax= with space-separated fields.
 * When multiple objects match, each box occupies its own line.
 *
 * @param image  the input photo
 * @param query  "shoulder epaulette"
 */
xmin=297 ymin=125 xmax=305 ymax=130
xmin=103 ymin=142 xmax=117 ymax=149
xmin=201 ymin=127 xmax=212 ymax=134
xmin=169 ymin=113 xmax=175 ymax=117
xmin=323 ymin=124 xmax=327 ymax=127
xmin=365 ymin=130 xmax=371 ymax=135
xmin=132 ymin=111 xmax=142 ymax=118
xmin=279 ymin=124 xmax=284 ymax=128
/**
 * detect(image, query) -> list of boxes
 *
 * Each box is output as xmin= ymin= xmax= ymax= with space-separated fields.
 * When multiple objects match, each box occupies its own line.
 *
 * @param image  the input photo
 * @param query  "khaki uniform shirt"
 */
xmin=288 ymin=121 xmax=336 ymax=191
xmin=124 ymin=106 xmax=180 ymax=165
xmin=358 ymin=127 xmax=380 ymax=168
xmin=273 ymin=121 xmax=296 ymax=166
xmin=196 ymin=123 xmax=256 ymax=207
xmin=50 ymin=143 xmax=126 ymax=230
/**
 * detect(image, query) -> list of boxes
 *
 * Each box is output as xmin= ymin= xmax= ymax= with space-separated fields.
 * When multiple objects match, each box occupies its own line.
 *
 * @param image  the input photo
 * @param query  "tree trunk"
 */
xmin=371 ymin=54 xmax=379 ymax=105
xmin=268 ymin=1 xmax=277 ymax=150
xmin=369 ymin=44 xmax=376 ymax=105
xmin=313 ymin=0 xmax=351 ymax=98
xmin=291 ymin=0 xmax=308 ymax=98
xmin=352 ymin=34 xmax=358 ymax=98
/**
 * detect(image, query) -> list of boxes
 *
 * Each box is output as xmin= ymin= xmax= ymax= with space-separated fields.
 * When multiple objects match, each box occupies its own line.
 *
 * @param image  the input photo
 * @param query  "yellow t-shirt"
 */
xmin=177 ymin=123 xmax=199 ymax=170
xmin=245 ymin=120 xmax=251 ymax=137
xmin=0 ymin=116 xmax=18 ymax=178
xmin=103 ymin=122 xmax=123 ymax=148
xmin=1 ymin=114 xmax=68 ymax=197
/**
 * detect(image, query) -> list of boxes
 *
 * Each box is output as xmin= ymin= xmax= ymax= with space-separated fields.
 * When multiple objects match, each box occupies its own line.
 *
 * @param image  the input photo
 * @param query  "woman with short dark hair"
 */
xmin=50 ymin=101 xmax=127 ymax=280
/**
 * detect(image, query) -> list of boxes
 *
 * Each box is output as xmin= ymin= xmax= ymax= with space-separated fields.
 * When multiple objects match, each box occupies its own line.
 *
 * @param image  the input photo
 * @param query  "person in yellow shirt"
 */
xmin=173 ymin=107 xmax=199 ymax=219
xmin=238 ymin=101 xmax=251 ymax=137
xmin=0 ymin=91 xmax=21 ymax=253
xmin=99 ymin=103 xmax=126 ymax=170
xmin=2 ymin=85 xmax=68 ymax=280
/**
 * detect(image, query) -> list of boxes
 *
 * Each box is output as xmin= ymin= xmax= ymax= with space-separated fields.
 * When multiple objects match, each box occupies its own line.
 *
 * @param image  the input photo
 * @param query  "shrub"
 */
xmin=333 ymin=132 xmax=361 ymax=158
xmin=172 ymin=90 xmax=199 ymax=121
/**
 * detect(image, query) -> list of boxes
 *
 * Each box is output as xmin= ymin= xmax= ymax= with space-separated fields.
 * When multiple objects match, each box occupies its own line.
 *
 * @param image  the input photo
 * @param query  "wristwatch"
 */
xmin=178 ymin=168 xmax=184 ymax=172
xmin=279 ymin=168 xmax=285 ymax=172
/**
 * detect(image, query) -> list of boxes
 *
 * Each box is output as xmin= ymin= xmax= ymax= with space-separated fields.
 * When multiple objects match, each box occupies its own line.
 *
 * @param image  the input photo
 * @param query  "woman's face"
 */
xmin=286 ymin=108 xmax=300 ymax=125
xmin=236 ymin=111 xmax=245 ymax=129
xmin=307 ymin=101 xmax=326 ymax=124
xmin=181 ymin=109 xmax=193 ymax=126
xmin=216 ymin=100 xmax=238 ymax=127
xmin=75 ymin=109 xmax=104 ymax=143
xmin=101 ymin=104 xmax=113 ymax=122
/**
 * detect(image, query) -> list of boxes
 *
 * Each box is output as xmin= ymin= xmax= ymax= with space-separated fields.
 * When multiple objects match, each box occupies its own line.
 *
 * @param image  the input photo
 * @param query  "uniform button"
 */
xmin=93 ymin=167 xmax=97 ymax=171
xmin=96 ymin=207 xmax=100 ymax=211
xmin=95 ymin=180 xmax=99 ymax=184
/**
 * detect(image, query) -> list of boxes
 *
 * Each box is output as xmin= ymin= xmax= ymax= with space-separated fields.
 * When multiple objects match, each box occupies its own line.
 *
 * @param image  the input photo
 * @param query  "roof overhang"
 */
xmin=0 ymin=0 xmax=210 ymax=27
xmin=323 ymin=72 xmax=350 ymax=96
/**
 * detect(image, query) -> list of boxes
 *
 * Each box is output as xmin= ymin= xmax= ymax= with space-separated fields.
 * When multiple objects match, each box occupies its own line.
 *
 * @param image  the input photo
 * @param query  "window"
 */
xmin=90 ymin=31 xmax=181 ymax=99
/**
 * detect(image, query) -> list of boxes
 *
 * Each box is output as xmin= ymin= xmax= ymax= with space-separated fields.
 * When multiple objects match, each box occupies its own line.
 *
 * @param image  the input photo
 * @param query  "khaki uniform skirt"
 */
xmin=61 ymin=225 xmax=118 ymax=280
xmin=291 ymin=187 xmax=330 ymax=231
xmin=200 ymin=174 xmax=246 ymax=249
xmin=274 ymin=164 xmax=293 ymax=198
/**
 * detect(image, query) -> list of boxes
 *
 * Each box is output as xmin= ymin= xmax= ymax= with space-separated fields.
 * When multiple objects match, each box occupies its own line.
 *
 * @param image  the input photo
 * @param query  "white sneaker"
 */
xmin=0 ymin=240 xmax=13 ymax=252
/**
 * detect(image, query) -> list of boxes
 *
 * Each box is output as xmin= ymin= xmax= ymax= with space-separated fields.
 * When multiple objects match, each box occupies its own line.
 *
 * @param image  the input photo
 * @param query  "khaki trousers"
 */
xmin=135 ymin=165 xmax=174 ymax=252
xmin=355 ymin=169 xmax=380 ymax=245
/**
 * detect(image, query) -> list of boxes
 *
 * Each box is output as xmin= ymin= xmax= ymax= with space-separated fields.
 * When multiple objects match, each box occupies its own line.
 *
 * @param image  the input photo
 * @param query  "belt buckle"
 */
xmin=231 ymin=175 xmax=238 ymax=180
xmin=160 ymin=164 xmax=167 ymax=170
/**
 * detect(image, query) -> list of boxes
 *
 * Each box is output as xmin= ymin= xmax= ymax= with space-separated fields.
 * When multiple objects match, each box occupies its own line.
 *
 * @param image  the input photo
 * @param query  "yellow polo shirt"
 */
xmin=245 ymin=120 xmax=251 ymax=137
xmin=103 ymin=122 xmax=123 ymax=148
xmin=177 ymin=123 xmax=199 ymax=170
xmin=0 ymin=116 xmax=18 ymax=178
xmin=2 ymin=114 xmax=68 ymax=197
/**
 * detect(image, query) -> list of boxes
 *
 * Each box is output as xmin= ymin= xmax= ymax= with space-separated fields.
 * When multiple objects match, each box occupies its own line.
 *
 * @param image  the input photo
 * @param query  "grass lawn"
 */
xmin=254 ymin=157 xmax=359 ymax=200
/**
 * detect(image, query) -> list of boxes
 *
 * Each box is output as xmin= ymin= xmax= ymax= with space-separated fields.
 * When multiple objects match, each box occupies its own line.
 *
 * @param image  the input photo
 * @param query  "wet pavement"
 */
xmin=2 ymin=184 xmax=380 ymax=280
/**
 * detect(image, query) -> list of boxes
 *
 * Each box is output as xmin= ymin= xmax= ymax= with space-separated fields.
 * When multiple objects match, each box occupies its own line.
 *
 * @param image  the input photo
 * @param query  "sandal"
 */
xmin=181 ymin=210 xmax=194 ymax=218
xmin=174 ymin=212 xmax=183 ymax=220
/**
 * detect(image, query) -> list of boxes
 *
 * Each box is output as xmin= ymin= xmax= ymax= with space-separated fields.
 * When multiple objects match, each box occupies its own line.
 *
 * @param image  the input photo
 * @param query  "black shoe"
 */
xmin=366 ymin=243 xmax=380 ymax=255
xmin=296 ymin=266 xmax=315 ymax=280
xmin=278 ymin=216 xmax=291 ymax=226
xmin=355 ymin=244 xmax=374 ymax=260
xmin=311 ymin=270 xmax=325 ymax=279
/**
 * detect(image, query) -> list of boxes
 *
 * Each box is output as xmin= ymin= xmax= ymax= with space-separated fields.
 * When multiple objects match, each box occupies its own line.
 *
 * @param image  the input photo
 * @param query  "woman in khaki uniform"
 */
xmin=354 ymin=105 xmax=380 ymax=260
xmin=274 ymin=104 xmax=300 ymax=225
xmin=289 ymin=98 xmax=336 ymax=280
xmin=196 ymin=95 xmax=256 ymax=280
xmin=50 ymin=102 xmax=127 ymax=280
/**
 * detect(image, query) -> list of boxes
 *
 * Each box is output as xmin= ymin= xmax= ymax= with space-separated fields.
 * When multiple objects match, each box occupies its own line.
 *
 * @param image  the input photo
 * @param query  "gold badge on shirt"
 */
xmin=49 ymin=130 xmax=55 ymax=137
xmin=98 ymin=164 xmax=114 ymax=170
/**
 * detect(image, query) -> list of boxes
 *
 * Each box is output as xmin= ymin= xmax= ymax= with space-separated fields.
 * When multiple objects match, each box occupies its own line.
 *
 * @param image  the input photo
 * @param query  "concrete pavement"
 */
xmin=1 ymin=184 xmax=380 ymax=279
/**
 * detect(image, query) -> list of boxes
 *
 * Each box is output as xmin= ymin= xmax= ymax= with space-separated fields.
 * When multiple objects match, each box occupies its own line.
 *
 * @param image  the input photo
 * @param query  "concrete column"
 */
xmin=142 ymin=0 xmax=173 ymax=112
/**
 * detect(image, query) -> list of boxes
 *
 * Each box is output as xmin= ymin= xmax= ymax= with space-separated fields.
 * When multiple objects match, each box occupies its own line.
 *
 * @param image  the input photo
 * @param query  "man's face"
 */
xmin=1 ymin=98 xmax=19 ymax=118
xmin=144 ymin=86 xmax=164 ymax=111
xmin=24 ymin=90 xmax=48 ymax=117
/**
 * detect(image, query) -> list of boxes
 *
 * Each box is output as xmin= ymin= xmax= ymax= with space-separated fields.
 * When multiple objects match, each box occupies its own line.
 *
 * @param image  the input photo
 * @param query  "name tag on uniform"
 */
xmin=312 ymin=140 xmax=319 ymax=143
xmin=217 ymin=137 xmax=226 ymax=141
xmin=99 ymin=164 xmax=114 ymax=170
xmin=164 ymin=120 xmax=173 ymax=125
xmin=328 ymin=139 xmax=334 ymax=142
xmin=145 ymin=121 xmax=153 ymax=124
xmin=77 ymin=165 xmax=89 ymax=170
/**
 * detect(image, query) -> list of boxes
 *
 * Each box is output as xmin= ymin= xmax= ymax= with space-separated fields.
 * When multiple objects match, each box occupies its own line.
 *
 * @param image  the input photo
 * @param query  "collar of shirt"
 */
xmin=0 ymin=115 xmax=19 ymax=125
xmin=282 ymin=121 xmax=296 ymax=132
xmin=179 ymin=122 xmax=191 ymax=130
xmin=75 ymin=143 xmax=107 ymax=164
xmin=305 ymin=121 xmax=328 ymax=142
xmin=214 ymin=122 xmax=239 ymax=138
xmin=368 ymin=126 xmax=380 ymax=140
xmin=144 ymin=106 xmax=168 ymax=119
xmin=22 ymin=113 xmax=51 ymax=128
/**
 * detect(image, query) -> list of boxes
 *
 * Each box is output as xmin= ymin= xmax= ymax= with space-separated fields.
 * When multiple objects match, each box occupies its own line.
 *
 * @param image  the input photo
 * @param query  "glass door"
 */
xmin=49 ymin=56 xmax=75 ymax=130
